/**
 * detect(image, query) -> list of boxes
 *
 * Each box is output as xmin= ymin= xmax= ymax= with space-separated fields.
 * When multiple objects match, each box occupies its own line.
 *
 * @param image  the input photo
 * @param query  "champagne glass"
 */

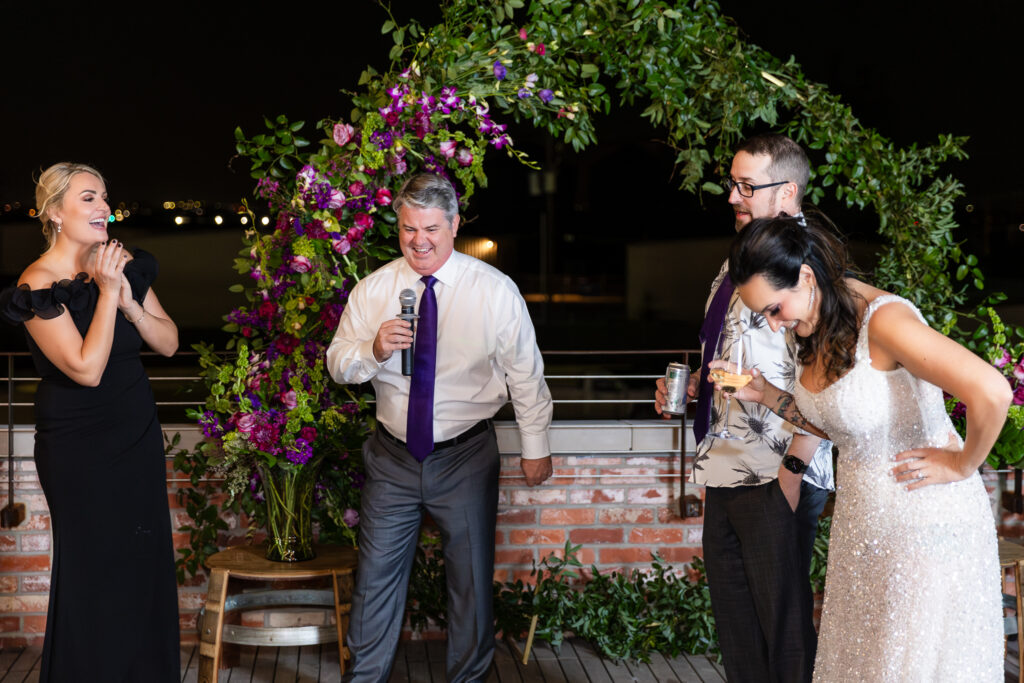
xmin=707 ymin=319 xmax=751 ymax=440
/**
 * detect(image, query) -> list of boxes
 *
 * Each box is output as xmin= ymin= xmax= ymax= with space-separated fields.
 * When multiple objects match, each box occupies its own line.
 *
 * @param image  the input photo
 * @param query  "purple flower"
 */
xmin=456 ymin=148 xmax=474 ymax=167
xmin=392 ymin=157 xmax=408 ymax=175
xmin=343 ymin=508 xmax=360 ymax=527
xmin=375 ymin=188 xmax=393 ymax=205
xmin=538 ymin=89 xmax=554 ymax=104
xmin=293 ymin=217 xmax=305 ymax=236
xmin=1014 ymin=357 xmax=1024 ymax=381
xmin=285 ymin=437 xmax=314 ymax=465
xmin=280 ymin=390 xmax=298 ymax=409
xmin=333 ymin=123 xmax=355 ymax=146
xmin=493 ymin=61 xmax=507 ymax=81
xmin=439 ymin=139 xmax=457 ymax=159
xmin=1014 ymin=383 xmax=1024 ymax=405
xmin=491 ymin=134 xmax=511 ymax=149
xmin=517 ymin=88 xmax=532 ymax=99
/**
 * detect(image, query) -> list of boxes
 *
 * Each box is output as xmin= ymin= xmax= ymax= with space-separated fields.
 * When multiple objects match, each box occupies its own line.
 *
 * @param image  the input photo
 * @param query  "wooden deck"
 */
xmin=0 ymin=638 xmax=1020 ymax=682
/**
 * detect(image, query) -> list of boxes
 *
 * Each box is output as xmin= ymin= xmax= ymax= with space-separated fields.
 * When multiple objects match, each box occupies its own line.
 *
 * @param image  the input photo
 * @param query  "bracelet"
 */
xmin=125 ymin=308 xmax=146 ymax=324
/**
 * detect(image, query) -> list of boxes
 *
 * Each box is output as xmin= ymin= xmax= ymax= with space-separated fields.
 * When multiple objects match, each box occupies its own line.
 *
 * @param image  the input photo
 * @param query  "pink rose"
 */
xmin=1014 ymin=358 xmax=1024 ymax=382
xmin=348 ymin=181 xmax=365 ymax=196
xmin=236 ymin=413 xmax=255 ymax=434
xmin=354 ymin=212 xmax=373 ymax=230
xmin=343 ymin=508 xmax=360 ymax=527
xmin=300 ymin=426 xmax=317 ymax=442
xmin=456 ymin=148 xmax=474 ymax=167
xmin=326 ymin=188 xmax=345 ymax=209
xmin=346 ymin=225 xmax=366 ymax=243
xmin=392 ymin=157 xmax=408 ymax=175
xmin=333 ymin=123 xmax=355 ymax=146
xmin=332 ymin=237 xmax=352 ymax=255
xmin=375 ymin=188 xmax=393 ymax=205
xmin=280 ymin=390 xmax=298 ymax=410
xmin=994 ymin=348 xmax=1011 ymax=368
xmin=1014 ymin=383 xmax=1024 ymax=405
xmin=518 ymin=27 xmax=527 ymax=40
xmin=439 ymin=139 xmax=457 ymax=159
xmin=536 ymin=43 xmax=546 ymax=55
xmin=291 ymin=255 xmax=312 ymax=273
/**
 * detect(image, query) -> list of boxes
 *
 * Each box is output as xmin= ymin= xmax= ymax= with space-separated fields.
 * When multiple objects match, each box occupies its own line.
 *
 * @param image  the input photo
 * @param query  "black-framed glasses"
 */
xmin=722 ymin=177 xmax=790 ymax=198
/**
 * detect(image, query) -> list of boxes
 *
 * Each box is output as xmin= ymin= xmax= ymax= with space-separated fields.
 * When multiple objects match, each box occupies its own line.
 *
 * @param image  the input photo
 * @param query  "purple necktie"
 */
xmin=406 ymin=275 xmax=437 ymax=462
xmin=693 ymin=274 xmax=734 ymax=444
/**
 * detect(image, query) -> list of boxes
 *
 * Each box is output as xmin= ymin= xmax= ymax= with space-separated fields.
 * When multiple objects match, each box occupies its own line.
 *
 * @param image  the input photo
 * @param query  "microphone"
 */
xmin=398 ymin=289 xmax=418 ymax=376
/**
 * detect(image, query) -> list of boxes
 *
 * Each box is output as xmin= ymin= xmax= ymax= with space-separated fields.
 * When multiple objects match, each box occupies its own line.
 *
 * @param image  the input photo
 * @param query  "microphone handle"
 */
xmin=400 ymin=305 xmax=415 ymax=376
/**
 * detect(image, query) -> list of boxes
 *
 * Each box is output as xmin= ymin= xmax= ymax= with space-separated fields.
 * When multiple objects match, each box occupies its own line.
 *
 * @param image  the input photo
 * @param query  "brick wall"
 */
xmin=2 ymin=421 xmax=1020 ymax=647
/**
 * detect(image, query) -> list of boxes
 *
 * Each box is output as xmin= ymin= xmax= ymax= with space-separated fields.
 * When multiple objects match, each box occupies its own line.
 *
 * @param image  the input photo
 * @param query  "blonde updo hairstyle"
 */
xmin=35 ymin=162 xmax=105 ymax=250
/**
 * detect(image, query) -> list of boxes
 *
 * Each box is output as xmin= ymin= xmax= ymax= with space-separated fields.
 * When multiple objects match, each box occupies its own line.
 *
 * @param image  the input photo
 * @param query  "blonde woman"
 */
xmin=0 ymin=163 xmax=180 ymax=681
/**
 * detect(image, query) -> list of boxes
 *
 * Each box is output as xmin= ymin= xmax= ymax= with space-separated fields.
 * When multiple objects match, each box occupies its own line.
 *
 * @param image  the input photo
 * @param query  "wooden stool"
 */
xmin=197 ymin=543 xmax=358 ymax=683
xmin=999 ymin=538 xmax=1024 ymax=682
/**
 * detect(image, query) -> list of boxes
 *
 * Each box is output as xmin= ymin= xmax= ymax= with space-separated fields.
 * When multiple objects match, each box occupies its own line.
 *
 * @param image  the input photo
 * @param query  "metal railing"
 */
xmin=1 ymin=348 xmax=701 ymax=452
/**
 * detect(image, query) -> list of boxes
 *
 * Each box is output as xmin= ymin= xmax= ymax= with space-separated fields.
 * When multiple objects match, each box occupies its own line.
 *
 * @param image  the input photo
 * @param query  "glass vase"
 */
xmin=258 ymin=456 xmax=323 ymax=562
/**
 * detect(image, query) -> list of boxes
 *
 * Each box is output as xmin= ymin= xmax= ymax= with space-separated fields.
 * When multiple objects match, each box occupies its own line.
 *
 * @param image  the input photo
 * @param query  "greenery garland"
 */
xmin=173 ymin=0 xmax=1022 ymax=655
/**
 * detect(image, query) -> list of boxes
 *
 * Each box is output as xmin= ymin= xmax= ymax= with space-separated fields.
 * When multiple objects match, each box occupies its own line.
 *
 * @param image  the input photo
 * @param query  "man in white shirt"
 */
xmin=327 ymin=173 xmax=553 ymax=682
xmin=656 ymin=135 xmax=834 ymax=682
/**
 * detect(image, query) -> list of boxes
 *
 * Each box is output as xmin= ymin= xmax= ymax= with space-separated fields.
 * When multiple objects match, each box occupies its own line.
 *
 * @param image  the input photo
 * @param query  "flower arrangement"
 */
xmin=945 ymin=306 xmax=1024 ymax=468
xmin=176 ymin=5 xmax=584 ymax=570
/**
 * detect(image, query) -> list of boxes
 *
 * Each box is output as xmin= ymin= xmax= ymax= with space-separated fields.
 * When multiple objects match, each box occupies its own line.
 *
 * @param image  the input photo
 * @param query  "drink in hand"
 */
xmin=709 ymin=368 xmax=752 ymax=394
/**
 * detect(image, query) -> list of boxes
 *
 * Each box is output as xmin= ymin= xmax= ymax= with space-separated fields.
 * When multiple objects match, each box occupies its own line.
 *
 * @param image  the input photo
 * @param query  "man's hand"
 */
xmin=372 ymin=318 xmax=413 ymax=363
xmin=777 ymin=467 xmax=802 ymax=512
xmin=521 ymin=456 xmax=553 ymax=486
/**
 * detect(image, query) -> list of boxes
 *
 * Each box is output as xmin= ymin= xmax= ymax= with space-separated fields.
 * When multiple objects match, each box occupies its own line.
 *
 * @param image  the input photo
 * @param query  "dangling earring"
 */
xmin=808 ymin=283 xmax=816 ymax=312
xmin=55 ymin=222 xmax=62 ymax=234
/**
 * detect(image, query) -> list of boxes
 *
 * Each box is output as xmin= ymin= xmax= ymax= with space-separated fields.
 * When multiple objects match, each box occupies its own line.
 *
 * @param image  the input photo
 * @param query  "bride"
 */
xmin=714 ymin=212 xmax=1010 ymax=681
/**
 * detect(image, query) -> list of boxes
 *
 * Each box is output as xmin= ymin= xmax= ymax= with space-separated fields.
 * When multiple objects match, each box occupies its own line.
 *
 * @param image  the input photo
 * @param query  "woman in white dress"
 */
xmin=713 ymin=213 xmax=1011 ymax=682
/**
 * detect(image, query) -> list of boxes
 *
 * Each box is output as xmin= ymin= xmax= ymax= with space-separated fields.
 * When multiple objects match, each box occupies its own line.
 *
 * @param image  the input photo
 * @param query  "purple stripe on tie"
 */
xmin=406 ymin=275 xmax=437 ymax=461
xmin=693 ymin=274 xmax=734 ymax=444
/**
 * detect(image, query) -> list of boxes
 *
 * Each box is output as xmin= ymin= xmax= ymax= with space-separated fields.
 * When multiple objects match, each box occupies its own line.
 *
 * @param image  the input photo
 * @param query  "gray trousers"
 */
xmin=344 ymin=425 xmax=500 ymax=683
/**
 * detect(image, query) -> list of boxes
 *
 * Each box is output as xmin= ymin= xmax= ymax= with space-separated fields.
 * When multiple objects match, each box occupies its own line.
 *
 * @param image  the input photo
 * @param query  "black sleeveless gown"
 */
xmin=0 ymin=250 xmax=180 ymax=681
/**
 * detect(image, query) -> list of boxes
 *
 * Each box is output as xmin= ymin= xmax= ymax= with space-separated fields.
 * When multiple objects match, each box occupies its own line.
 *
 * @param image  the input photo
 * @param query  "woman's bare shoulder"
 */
xmin=18 ymin=258 xmax=65 ymax=290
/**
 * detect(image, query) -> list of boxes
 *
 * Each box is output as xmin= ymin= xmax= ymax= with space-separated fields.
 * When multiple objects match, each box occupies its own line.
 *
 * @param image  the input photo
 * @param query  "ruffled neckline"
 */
xmin=0 ymin=248 xmax=157 ymax=324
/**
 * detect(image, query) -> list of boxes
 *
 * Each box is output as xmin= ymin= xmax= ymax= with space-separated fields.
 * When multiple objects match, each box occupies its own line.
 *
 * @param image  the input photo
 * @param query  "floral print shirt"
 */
xmin=692 ymin=263 xmax=835 ymax=490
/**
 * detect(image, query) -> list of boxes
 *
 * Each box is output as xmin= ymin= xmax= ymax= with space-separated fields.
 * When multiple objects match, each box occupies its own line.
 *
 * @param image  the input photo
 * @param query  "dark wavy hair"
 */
xmin=728 ymin=211 xmax=864 ymax=383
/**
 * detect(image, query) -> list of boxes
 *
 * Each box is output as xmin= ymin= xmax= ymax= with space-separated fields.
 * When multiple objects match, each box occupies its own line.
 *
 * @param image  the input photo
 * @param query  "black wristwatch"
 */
xmin=782 ymin=454 xmax=808 ymax=474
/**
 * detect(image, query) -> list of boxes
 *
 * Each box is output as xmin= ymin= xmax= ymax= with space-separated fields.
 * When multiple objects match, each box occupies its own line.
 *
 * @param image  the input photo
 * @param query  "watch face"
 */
xmin=784 ymin=455 xmax=807 ymax=474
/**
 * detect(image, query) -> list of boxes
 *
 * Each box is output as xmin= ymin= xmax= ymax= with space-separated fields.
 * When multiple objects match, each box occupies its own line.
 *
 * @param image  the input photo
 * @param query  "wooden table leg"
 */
xmin=333 ymin=571 xmax=353 ymax=675
xmin=198 ymin=568 xmax=230 ymax=683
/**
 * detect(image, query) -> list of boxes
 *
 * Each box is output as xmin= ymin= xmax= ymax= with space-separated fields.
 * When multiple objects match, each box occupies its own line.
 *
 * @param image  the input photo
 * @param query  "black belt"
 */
xmin=377 ymin=419 xmax=490 ymax=453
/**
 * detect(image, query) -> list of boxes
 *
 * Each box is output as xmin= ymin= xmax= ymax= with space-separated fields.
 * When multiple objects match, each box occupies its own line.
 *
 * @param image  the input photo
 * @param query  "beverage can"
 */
xmin=662 ymin=362 xmax=690 ymax=415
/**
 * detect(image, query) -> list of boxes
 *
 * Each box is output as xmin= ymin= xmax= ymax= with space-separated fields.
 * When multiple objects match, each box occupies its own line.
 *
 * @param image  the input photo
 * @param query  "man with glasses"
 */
xmin=656 ymin=134 xmax=834 ymax=682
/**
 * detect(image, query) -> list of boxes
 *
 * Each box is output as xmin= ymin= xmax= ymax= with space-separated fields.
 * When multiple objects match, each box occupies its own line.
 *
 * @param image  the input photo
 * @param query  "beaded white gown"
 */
xmin=792 ymin=296 xmax=1002 ymax=682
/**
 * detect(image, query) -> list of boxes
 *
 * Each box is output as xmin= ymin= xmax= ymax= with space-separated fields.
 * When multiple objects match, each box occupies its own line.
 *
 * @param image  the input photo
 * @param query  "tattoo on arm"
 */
xmin=773 ymin=393 xmax=829 ymax=439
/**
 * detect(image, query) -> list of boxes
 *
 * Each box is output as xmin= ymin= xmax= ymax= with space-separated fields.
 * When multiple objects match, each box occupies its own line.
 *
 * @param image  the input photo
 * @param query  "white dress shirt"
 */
xmin=326 ymin=250 xmax=552 ymax=459
xmin=692 ymin=262 xmax=835 ymax=490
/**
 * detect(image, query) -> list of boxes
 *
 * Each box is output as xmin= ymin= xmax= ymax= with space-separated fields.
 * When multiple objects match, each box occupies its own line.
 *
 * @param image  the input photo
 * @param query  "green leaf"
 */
xmin=701 ymin=181 xmax=724 ymax=195
xmin=228 ymin=284 xmax=244 ymax=293
xmin=380 ymin=20 xmax=395 ymax=34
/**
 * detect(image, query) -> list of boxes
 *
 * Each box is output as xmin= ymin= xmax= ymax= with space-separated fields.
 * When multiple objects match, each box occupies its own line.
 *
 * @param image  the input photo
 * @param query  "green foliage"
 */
xmin=167 ymin=432 xmax=228 ymax=582
xmin=809 ymin=515 xmax=832 ymax=594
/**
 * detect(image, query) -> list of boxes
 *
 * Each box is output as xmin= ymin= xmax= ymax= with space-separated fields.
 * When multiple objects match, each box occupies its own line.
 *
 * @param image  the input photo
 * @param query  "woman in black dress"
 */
xmin=0 ymin=163 xmax=180 ymax=680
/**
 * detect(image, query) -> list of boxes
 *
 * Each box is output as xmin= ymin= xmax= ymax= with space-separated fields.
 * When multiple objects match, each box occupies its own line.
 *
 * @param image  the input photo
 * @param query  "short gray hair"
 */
xmin=392 ymin=173 xmax=459 ymax=225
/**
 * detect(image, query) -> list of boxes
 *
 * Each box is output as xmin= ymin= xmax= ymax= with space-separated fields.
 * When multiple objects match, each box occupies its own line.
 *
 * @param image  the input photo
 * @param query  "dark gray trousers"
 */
xmin=343 ymin=426 xmax=500 ymax=683
xmin=702 ymin=479 xmax=827 ymax=683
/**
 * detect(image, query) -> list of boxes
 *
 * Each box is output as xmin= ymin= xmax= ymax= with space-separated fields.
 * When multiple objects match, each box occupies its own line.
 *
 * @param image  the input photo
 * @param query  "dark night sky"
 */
xmin=1 ymin=1 xmax=1021 ymax=289
xmin=1 ymin=2 xmax=1019 ymax=201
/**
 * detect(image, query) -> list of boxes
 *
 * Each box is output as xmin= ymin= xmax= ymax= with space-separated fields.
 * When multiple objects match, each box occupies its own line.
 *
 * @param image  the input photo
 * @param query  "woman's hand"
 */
xmin=91 ymin=240 xmax=128 ymax=295
xmin=707 ymin=360 xmax=766 ymax=404
xmin=117 ymin=274 xmax=135 ymax=311
xmin=891 ymin=447 xmax=971 ymax=490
